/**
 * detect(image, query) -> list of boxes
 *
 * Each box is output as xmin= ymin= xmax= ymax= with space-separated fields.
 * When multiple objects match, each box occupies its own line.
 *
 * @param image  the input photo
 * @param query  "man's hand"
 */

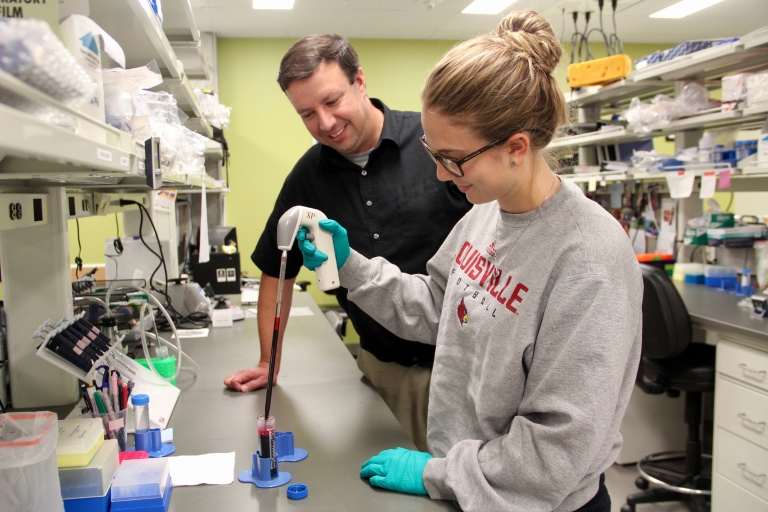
xmin=223 ymin=362 xmax=276 ymax=392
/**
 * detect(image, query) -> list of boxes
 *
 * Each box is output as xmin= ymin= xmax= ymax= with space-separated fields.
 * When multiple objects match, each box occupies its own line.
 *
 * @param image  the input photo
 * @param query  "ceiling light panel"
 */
xmin=253 ymin=0 xmax=294 ymax=10
xmin=649 ymin=0 xmax=726 ymax=19
xmin=462 ymin=0 xmax=517 ymax=15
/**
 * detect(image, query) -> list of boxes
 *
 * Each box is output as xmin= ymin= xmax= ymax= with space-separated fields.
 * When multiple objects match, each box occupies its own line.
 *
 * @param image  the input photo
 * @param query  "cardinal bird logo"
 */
xmin=457 ymin=298 xmax=468 ymax=326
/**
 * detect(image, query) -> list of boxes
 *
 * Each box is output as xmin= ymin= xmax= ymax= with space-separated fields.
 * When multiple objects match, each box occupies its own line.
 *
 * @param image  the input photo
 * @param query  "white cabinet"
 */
xmin=713 ymin=339 xmax=768 ymax=511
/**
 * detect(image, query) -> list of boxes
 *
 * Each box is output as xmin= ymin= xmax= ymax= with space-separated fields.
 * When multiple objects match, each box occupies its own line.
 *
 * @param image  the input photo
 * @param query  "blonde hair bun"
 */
xmin=495 ymin=10 xmax=561 ymax=75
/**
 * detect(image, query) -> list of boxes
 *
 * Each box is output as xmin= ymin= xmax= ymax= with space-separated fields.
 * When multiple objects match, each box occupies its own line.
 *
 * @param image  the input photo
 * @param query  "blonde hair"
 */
xmin=422 ymin=10 xmax=567 ymax=151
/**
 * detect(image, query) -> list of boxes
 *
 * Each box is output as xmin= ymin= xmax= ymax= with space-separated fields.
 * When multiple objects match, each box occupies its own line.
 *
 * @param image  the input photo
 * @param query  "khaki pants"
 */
xmin=356 ymin=348 xmax=431 ymax=452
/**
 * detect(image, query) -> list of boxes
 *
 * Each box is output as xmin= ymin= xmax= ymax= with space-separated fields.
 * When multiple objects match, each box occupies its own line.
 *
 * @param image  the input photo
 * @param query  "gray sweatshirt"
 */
xmin=340 ymin=179 xmax=642 ymax=512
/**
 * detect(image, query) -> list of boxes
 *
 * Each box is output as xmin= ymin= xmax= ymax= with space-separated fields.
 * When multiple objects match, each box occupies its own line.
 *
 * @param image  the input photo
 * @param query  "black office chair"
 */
xmin=621 ymin=265 xmax=715 ymax=512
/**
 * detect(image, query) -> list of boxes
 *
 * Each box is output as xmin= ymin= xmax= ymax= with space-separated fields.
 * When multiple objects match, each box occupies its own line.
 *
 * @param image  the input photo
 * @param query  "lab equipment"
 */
xmin=237 ymin=448 xmax=292 ymax=489
xmin=56 ymin=418 xmax=105 ymax=468
xmin=737 ymin=269 xmax=755 ymax=297
xmin=111 ymin=458 xmax=172 ymax=512
xmin=132 ymin=394 xmax=150 ymax=433
xmin=59 ymin=439 xmax=119 ymax=500
xmin=258 ymin=415 xmax=276 ymax=478
xmin=704 ymin=265 xmax=738 ymax=289
xmin=275 ymin=431 xmax=308 ymax=462
xmin=698 ymin=132 xmax=714 ymax=163
xmin=277 ymin=206 xmax=340 ymax=291
xmin=92 ymin=406 xmax=128 ymax=453
xmin=131 ymin=427 xmax=175 ymax=458
xmin=0 ymin=412 xmax=64 ymax=512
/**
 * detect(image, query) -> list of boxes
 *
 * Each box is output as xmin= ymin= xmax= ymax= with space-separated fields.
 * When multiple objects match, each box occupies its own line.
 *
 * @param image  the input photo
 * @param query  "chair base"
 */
xmin=638 ymin=451 xmax=711 ymax=495
xmin=622 ymin=451 xmax=712 ymax=512
xmin=620 ymin=488 xmax=710 ymax=512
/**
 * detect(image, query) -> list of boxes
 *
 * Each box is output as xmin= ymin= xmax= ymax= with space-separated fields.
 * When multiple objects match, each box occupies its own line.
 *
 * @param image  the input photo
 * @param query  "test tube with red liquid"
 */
xmin=258 ymin=415 xmax=277 ymax=478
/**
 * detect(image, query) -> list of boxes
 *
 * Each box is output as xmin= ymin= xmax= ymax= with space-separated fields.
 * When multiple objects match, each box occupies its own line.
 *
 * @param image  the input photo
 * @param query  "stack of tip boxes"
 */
xmin=57 ymin=418 xmax=119 ymax=512
xmin=111 ymin=458 xmax=172 ymax=512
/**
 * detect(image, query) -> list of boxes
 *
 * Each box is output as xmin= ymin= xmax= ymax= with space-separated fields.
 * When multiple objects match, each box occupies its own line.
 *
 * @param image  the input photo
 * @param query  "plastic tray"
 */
xmin=111 ymin=458 xmax=170 ymax=502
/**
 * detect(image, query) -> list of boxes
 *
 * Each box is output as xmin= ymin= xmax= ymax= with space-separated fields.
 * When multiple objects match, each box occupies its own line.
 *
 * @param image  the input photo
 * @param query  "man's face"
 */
xmin=285 ymin=60 xmax=376 ymax=155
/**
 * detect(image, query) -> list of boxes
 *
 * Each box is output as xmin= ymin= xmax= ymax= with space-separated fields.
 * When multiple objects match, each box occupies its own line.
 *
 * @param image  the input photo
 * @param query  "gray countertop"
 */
xmin=674 ymin=281 xmax=768 ymax=342
xmin=167 ymin=292 xmax=456 ymax=511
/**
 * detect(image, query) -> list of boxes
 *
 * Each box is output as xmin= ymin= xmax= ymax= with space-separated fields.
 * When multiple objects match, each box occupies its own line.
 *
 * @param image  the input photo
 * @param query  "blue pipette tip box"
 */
xmin=111 ymin=458 xmax=172 ymax=511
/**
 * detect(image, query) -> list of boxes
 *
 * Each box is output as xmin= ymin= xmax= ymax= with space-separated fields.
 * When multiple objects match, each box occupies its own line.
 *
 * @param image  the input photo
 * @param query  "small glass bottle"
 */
xmin=131 ymin=394 xmax=150 ymax=433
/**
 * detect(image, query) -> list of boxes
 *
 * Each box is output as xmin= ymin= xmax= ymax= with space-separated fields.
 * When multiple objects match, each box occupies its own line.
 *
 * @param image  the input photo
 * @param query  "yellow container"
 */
xmin=568 ymin=54 xmax=632 ymax=88
xmin=56 ymin=418 xmax=105 ymax=468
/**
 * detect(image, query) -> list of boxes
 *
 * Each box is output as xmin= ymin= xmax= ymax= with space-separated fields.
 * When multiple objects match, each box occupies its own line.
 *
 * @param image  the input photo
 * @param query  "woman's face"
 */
xmin=421 ymin=108 xmax=524 ymax=209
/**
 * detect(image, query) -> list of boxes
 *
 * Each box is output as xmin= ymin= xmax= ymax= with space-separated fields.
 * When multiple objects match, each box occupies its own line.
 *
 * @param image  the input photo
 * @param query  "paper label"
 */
xmin=108 ymin=418 xmax=124 ymax=431
xmin=718 ymin=170 xmax=731 ymax=189
xmin=154 ymin=190 xmax=177 ymax=213
xmin=97 ymin=148 xmax=112 ymax=162
xmin=699 ymin=172 xmax=717 ymax=198
xmin=120 ymin=156 xmax=130 ymax=167
xmin=665 ymin=171 xmax=695 ymax=199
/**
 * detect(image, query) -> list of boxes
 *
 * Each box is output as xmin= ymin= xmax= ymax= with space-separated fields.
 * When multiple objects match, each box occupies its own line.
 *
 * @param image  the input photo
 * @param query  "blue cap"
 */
xmin=287 ymin=484 xmax=308 ymax=500
xmin=131 ymin=394 xmax=149 ymax=406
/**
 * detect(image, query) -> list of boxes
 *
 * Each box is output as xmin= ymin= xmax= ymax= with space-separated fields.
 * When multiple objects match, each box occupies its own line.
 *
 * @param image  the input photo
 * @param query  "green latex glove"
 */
xmin=296 ymin=219 xmax=350 ymax=270
xmin=359 ymin=447 xmax=432 ymax=495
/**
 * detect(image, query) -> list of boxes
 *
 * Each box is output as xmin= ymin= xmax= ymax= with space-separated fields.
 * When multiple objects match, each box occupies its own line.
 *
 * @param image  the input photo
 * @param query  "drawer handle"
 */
xmin=738 ymin=363 xmax=767 ymax=381
xmin=738 ymin=463 xmax=767 ymax=486
xmin=738 ymin=413 xmax=767 ymax=432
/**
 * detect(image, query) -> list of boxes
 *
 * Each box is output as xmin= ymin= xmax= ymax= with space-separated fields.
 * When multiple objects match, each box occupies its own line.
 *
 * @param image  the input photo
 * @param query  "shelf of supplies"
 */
xmin=551 ymin=108 xmax=768 ymax=149
xmin=162 ymin=0 xmax=200 ymax=42
xmin=549 ymin=127 xmax=638 ymax=149
xmin=742 ymin=103 xmax=768 ymax=117
xmin=89 ymin=0 xmax=182 ymax=79
xmin=567 ymin=79 xmax=674 ymax=108
xmin=171 ymin=41 xmax=210 ymax=80
xmin=185 ymin=117 xmax=213 ymax=138
xmin=629 ymin=39 xmax=768 ymax=82
xmin=0 ymin=103 xmax=133 ymax=178
xmin=204 ymin=138 xmax=223 ymax=160
xmin=742 ymin=25 xmax=768 ymax=50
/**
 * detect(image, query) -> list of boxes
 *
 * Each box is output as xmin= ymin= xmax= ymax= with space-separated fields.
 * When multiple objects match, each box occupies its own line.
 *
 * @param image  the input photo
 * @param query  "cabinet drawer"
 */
xmin=716 ymin=427 xmax=768 ymax=502
xmin=715 ymin=376 xmax=768 ymax=450
xmin=717 ymin=340 xmax=768 ymax=392
xmin=713 ymin=473 xmax=768 ymax=512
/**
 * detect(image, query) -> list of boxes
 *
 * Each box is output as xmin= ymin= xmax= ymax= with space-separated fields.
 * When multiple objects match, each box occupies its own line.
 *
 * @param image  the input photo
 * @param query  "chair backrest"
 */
xmin=641 ymin=264 xmax=692 ymax=360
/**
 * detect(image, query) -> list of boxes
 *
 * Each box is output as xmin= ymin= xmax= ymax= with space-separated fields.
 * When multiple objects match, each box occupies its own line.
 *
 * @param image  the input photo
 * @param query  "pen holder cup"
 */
xmin=92 ymin=408 xmax=128 ymax=452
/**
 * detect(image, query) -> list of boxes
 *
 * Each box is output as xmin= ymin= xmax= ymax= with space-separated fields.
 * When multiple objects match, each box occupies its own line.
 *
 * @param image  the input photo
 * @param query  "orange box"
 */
xmin=568 ymin=54 xmax=632 ymax=88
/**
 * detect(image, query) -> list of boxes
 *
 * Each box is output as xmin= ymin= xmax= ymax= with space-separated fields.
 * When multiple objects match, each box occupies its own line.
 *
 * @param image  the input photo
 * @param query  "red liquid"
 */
xmin=259 ymin=427 xmax=277 ymax=478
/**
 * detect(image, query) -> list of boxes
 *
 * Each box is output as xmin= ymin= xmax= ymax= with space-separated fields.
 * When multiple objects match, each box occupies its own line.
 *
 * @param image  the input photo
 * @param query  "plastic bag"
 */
xmin=194 ymin=88 xmax=231 ymax=129
xmin=746 ymin=72 xmax=768 ymax=107
xmin=102 ymin=60 xmax=163 ymax=131
xmin=0 ymin=18 xmax=96 ymax=106
xmin=631 ymin=150 xmax=674 ymax=171
xmin=623 ymin=83 xmax=715 ymax=133
xmin=0 ymin=412 xmax=64 ymax=512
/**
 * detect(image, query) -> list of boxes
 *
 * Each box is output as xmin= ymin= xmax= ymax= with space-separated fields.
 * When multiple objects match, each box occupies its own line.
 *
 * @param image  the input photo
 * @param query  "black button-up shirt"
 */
xmin=252 ymin=99 xmax=472 ymax=367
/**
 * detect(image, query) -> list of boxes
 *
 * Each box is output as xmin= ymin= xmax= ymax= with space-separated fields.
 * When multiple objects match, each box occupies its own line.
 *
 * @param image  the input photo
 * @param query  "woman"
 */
xmin=297 ymin=10 xmax=642 ymax=512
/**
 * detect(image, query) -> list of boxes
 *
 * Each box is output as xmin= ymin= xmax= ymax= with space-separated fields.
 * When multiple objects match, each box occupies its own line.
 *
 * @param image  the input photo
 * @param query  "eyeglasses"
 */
xmin=419 ymin=135 xmax=505 ymax=178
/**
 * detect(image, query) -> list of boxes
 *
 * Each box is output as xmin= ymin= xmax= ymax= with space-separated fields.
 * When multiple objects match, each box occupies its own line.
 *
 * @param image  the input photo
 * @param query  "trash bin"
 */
xmin=0 ymin=411 xmax=64 ymax=512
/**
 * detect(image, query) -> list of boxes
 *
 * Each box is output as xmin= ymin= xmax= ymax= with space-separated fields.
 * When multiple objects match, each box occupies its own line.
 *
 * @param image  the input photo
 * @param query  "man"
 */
xmin=223 ymin=34 xmax=470 ymax=451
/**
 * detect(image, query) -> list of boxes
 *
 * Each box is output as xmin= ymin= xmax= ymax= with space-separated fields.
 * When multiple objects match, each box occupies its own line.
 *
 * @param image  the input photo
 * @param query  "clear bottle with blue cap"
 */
xmin=131 ymin=394 xmax=150 ymax=433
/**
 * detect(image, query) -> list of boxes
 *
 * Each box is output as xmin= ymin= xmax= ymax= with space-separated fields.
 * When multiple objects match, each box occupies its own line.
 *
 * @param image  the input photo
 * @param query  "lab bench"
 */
xmin=165 ymin=291 xmax=456 ymax=512
xmin=673 ymin=282 xmax=768 ymax=512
